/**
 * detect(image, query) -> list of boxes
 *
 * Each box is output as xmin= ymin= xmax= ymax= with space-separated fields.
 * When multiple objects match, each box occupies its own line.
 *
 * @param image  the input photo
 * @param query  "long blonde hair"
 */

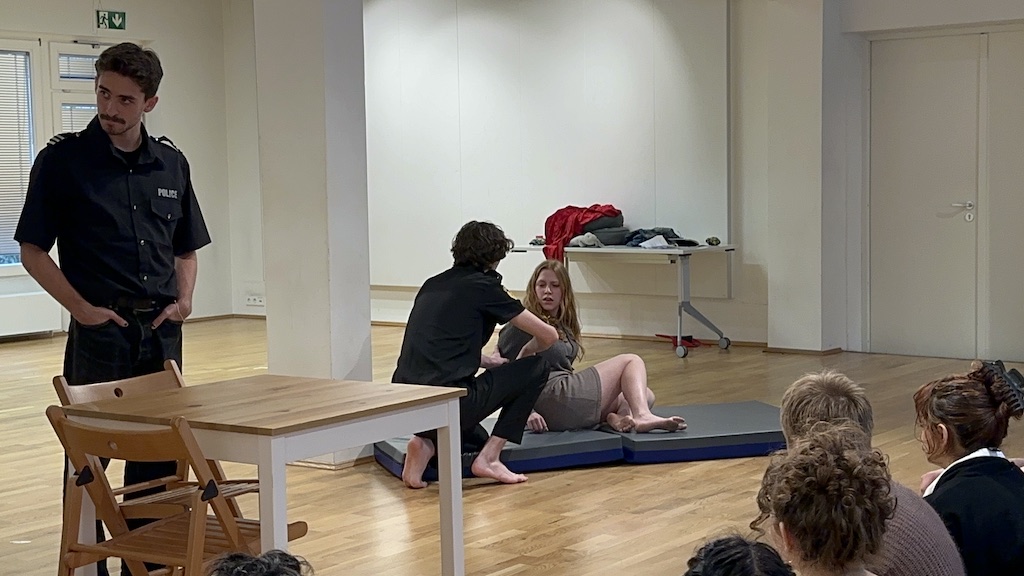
xmin=522 ymin=259 xmax=583 ymax=360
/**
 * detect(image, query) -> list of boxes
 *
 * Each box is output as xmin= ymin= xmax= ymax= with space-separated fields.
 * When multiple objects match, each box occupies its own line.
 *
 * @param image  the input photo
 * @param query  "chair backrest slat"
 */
xmin=52 ymin=359 xmax=186 ymax=406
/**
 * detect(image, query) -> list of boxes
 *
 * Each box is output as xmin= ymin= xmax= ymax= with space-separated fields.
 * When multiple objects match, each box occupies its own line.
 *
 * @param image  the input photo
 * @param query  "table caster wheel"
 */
xmin=675 ymin=345 xmax=688 ymax=358
xmin=718 ymin=337 xmax=731 ymax=350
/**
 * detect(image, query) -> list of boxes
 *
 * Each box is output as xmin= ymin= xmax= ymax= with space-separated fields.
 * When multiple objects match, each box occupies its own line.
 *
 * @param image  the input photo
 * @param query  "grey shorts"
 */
xmin=533 ymin=366 xmax=603 ymax=431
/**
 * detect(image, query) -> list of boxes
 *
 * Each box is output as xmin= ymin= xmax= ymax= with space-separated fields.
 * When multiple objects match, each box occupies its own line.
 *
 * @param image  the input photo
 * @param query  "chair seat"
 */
xmin=126 ymin=480 xmax=259 ymax=506
xmin=68 ymin=513 xmax=308 ymax=568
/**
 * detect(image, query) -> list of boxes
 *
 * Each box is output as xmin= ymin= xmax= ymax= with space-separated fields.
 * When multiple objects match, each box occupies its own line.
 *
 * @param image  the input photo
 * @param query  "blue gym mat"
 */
xmin=373 ymin=402 xmax=786 ymax=480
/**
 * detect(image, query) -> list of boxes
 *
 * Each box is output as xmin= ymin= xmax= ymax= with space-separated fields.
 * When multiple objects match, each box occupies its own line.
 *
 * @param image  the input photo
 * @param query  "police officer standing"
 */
xmin=15 ymin=42 xmax=210 ymax=574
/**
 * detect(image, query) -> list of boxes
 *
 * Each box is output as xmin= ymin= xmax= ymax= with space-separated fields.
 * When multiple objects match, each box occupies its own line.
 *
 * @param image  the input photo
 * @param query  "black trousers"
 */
xmin=62 ymin=308 xmax=183 ymax=576
xmin=416 ymin=356 xmax=548 ymax=452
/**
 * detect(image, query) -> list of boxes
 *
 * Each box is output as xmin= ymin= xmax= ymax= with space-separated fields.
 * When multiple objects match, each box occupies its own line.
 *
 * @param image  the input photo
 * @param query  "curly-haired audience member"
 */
xmin=752 ymin=422 xmax=895 ymax=576
xmin=683 ymin=535 xmax=794 ymax=576
xmin=914 ymin=360 xmax=1024 ymax=576
xmin=781 ymin=370 xmax=964 ymax=576
xmin=207 ymin=550 xmax=313 ymax=576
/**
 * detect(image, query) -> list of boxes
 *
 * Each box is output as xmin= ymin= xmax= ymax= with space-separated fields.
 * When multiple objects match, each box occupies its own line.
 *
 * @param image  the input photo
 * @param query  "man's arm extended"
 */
xmin=509 ymin=310 xmax=558 ymax=359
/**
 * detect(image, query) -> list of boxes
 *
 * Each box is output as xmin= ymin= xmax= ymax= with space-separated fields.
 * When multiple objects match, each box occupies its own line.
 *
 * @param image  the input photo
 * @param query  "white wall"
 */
xmin=222 ymin=0 xmax=265 ymax=316
xmin=841 ymin=0 xmax=1024 ymax=33
xmin=821 ymin=0 xmax=867 ymax=352
xmin=364 ymin=0 xmax=772 ymax=344
xmin=364 ymin=0 xmax=728 ymax=288
xmin=0 ymin=0 xmax=233 ymax=319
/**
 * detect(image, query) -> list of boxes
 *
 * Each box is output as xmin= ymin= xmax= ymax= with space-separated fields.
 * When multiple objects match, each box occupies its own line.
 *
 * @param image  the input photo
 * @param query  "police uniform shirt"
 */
xmin=15 ymin=117 xmax=211 ymax=307
xmin=393 ymin=265 xmax=525 ymax=386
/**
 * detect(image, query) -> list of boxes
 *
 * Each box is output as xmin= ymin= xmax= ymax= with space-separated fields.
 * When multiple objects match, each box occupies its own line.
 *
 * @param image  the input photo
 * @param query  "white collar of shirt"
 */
xmin=922 ymin=447 xmax=1006 ymax=497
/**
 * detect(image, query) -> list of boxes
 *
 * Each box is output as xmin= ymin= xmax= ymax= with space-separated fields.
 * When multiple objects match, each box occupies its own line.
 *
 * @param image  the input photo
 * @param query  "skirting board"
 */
xmin=762 ymin=347 xmax=842 ymax=356
xmin=370 ymin=320 xmax=765 ymax=348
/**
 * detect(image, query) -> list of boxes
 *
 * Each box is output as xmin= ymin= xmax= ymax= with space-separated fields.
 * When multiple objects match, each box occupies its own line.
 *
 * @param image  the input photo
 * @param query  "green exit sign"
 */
xmin=96 ymin=10 xmax=127 ymax=30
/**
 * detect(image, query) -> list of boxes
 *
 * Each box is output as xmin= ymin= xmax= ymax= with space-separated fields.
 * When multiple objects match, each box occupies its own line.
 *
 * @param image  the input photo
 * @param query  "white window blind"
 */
xmin=0 ymin=50 xmax=34 ymax=262
xmin=61 ymin=103 xmax=97 ymax=132
xmin=57 ymin=53 xmax=98 ymax=81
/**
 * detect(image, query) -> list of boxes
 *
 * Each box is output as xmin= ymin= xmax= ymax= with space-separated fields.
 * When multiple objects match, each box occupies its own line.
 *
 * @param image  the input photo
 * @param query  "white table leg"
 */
xmin=257 ymin=437 xmax=289 ymax=552
xmin=436 ymin=399 xmax=465 ymax=576
xmin=69 ymin=456 xmax=98 ymax=576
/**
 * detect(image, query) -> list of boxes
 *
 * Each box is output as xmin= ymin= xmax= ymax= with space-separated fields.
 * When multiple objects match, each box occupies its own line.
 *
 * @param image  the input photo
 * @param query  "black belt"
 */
xmin=112 ymin=296 xmax=171 ymax=311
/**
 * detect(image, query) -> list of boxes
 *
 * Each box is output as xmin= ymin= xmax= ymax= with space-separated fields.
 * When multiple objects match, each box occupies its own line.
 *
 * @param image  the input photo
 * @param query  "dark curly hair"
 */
xmin=914 ymin=360 xmax=1024 ymax=459
xmin=685 ymin=535 xmax=795 ymax=576
xmin=450 ymin=221 xmax=513 ymax=269
xmin=751 ymin=422 xmax=894 ymax=573
xmin=206 ymin=550 xmax=313 ymax=576
xmin=95 ymin=42 xmax=163 ymax=99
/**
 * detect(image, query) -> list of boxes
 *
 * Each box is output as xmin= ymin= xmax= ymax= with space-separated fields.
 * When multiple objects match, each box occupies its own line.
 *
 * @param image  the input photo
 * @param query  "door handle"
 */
xmin=951 ymin=201 xmax=975 ymax=210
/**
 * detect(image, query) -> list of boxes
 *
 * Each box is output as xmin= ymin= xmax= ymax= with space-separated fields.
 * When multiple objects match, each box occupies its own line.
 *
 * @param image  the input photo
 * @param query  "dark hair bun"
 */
xmin=979 ymin=361 xmax=1024 ymax=419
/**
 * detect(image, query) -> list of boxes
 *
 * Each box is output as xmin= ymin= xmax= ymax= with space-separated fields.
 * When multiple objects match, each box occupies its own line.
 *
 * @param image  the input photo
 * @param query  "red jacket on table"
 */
xmin=543 ymin=204 xmax=622 ymax=261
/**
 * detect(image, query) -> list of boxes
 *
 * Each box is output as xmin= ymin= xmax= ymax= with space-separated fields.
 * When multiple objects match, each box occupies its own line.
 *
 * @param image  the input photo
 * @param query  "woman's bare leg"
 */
xmin=595 ymin=354 xmax=684 ymax=433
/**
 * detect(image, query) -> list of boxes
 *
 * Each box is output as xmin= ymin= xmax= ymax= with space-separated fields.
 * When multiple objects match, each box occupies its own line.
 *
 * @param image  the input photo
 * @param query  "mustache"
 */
xmin=99 ymin=114 xmax=126 ymax=125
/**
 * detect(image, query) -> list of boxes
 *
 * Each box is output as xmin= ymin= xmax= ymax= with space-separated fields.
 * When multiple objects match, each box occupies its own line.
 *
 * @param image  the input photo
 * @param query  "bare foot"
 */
xmin=402 ymin=436 xmax=435 ymax=489
xmin=606 ymin=412 xmax=636 ymax=432
xmin=470 ymin=456 xmax=528 ymax=485
xmin=634 ymin=415 xmax=686 ymax=433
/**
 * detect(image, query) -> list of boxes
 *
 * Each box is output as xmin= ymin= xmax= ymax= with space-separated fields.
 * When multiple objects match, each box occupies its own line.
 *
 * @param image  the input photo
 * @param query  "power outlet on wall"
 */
xmin=245 ymin=295 xmax=265 ymax=307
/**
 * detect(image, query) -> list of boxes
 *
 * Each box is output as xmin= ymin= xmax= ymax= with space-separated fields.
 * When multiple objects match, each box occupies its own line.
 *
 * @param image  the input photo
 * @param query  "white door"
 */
xmin=869 ymin=35 xmax=981 ymax=358
xmin=984 ymin=31 xmax=1024 ymax=362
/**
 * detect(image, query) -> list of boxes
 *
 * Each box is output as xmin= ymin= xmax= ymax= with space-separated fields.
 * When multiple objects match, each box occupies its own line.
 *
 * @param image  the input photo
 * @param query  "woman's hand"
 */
xmin=920 ymin=468 xmax=943 ymax=494
xmin=527 ymin=411 xmax=548 ymax=433
xmin=480 ymin=350 xmax=509 ymax=370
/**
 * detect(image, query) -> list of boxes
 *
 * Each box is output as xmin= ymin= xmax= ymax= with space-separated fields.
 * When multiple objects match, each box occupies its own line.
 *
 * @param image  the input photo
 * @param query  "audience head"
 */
xmin=752 ymin=422 xmax=894 ymax=575
xmin=914 ymin=360 xmax=1024 ymax=465
xmin=207 ymin=550 xmax=312 ymax=576
xmin=522 ymin=260 xmax=581 ymax=354
xmin=450 ymin=221 xmax=514 ymax=270
xmin=684 ymin=535 xmax=795 ymax=576
xmin=780 ymin=369 xmax=873 ymax=444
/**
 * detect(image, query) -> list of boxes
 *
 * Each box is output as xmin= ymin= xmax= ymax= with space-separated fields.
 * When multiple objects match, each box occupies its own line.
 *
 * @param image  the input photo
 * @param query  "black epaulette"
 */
xmin=153 ymin=135 xmax=181 ymax=153
xmin=46 ymin=132 xmax=78 ymax=147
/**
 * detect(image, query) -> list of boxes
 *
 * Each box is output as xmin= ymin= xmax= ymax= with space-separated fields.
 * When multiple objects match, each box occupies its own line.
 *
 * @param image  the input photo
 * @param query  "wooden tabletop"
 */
xmin=61 ymin=375 xmax=466 ymax=436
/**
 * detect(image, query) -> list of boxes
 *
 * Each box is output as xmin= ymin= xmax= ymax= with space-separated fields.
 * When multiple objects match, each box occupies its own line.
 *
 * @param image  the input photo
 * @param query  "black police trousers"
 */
xmin=416 ymin=355 xmax=549 ymax=452
xmin=62 ymin=308 xmax=183 ymax=576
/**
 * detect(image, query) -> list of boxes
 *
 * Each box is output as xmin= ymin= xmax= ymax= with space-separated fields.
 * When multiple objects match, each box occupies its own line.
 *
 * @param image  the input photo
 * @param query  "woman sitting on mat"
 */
xmin=495 ymin=259 xmax=685 ymax=433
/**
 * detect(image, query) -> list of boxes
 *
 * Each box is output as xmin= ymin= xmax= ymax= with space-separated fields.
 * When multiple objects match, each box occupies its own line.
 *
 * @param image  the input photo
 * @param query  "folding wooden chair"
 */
xmin=47 ymin=405 xmax=307 ymax=576
xmin=52 ymin=360 xmax=258 ymax=517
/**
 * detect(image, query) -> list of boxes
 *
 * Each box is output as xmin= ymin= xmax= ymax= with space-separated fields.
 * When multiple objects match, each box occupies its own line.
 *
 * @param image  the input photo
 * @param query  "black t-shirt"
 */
xmin=392 ymin=265 xmax=525 ymax=386
xmin=14 ymin=116 xmax=211 ymax=306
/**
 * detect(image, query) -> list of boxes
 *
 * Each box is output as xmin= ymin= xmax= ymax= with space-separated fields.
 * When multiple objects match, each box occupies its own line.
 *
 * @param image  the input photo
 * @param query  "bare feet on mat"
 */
xmin=471 ymin=456 xmax=528 ymax=485
xmin=606 ymin=412 xmax=636 ymax=432
xmin=402 ymin=436 xmax=435 ymax=489
xmin=634 ymin=415 xmax=686 ymax=433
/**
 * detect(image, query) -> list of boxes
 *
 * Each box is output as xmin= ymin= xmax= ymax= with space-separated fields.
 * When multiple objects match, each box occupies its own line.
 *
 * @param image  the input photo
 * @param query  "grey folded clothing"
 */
xmin=582 ymin=214 xmax=624 ymax=233
xmin=568 ymin=232 xmax=605 ymax=248
xmin=590 ymin=226 xmax=630 ymax=245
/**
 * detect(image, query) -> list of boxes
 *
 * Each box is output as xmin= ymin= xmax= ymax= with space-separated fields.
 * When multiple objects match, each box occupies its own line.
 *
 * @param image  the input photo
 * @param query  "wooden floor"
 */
xmin=3 ymin=318 xmax=1021 ymax=576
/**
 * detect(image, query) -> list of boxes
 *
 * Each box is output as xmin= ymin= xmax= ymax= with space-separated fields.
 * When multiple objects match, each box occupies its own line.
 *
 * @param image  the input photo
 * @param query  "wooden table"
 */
xmin=63 ymin=375 xmax=467 ymax=576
